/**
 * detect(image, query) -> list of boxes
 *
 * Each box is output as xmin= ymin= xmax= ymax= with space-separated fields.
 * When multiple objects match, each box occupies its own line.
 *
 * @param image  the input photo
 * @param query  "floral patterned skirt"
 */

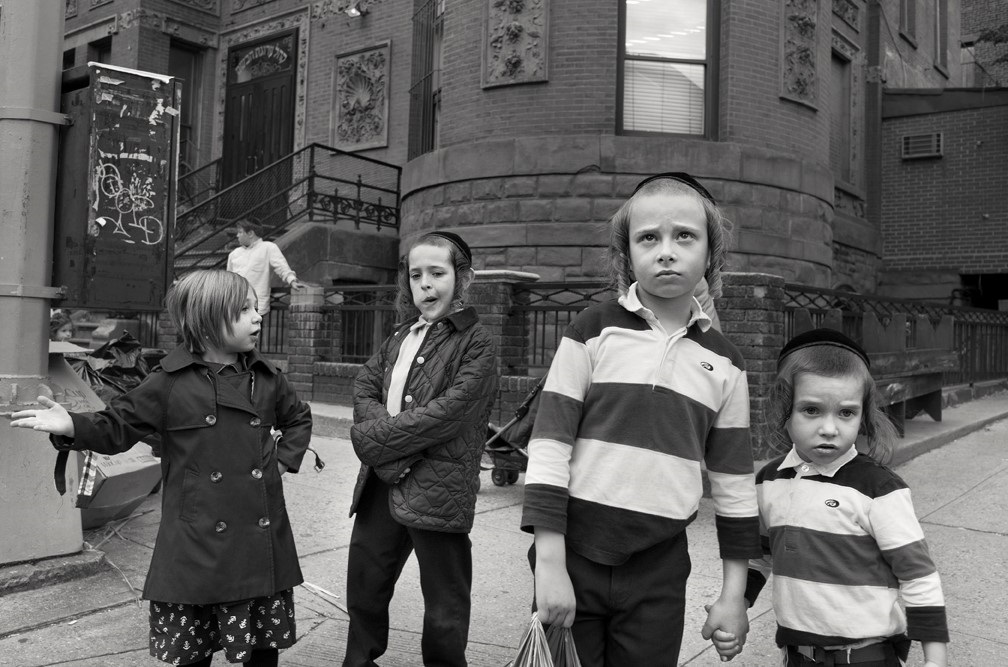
xmin=148 ymin=589 xmax=296 ymax=665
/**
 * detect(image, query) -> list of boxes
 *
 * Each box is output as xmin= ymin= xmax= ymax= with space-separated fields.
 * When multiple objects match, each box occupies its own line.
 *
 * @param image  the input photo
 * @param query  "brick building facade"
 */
xmin=60 ymin=0 xmax=976 ymax=298
xmin=878 ymin=88 xmax=1008 ymax=305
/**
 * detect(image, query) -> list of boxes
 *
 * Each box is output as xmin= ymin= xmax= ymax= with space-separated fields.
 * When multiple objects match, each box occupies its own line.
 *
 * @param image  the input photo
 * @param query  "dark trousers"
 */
xmin=533 ymin=531 xmax=691 ymax=667
xmin=343 ymin=474 xmax=473 ymax=667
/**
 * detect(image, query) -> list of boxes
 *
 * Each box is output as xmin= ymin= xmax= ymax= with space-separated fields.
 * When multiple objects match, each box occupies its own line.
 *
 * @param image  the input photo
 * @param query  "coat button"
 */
xmin=210 ymin=471 xmax=223 ymax=483
xmin=215 ymin=521 xmax=227 ymax=533
xmin=250 ymin=417 xmax=262 ymax=427
xmin=251 ymin=468 xmax=263 ymax=480
xmin=205 ymin=415 xmax=217 ymax=425
xmin=416 ymin=356 xmax=425 ymax=364
xmin=258 ymin=517 xmax=270 ymax=528
xmin=404 ymin=395 xmax=413 ymax=403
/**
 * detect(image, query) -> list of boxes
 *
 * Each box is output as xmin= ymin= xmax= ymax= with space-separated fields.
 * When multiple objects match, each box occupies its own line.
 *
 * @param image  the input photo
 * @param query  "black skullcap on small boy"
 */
xmin=425 ymin=231 xmax=473 ymax=264
xmin=778 ymin=328 xmax=871 ymax=369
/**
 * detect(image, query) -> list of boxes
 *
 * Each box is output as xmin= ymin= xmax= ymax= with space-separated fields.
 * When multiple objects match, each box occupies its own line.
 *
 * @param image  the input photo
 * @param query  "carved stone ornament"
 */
xmin=333 ymin=42 xmax=390 ymax=150
xmin=311 ymin=0 xmax=379 ymax=19
xmin=832 ymin=0 xmax=859 ymax=32
xmin=66 ymin=0 xmax=78 ymax=19
xmin=233 ymin=0 xmax=277 ymax=13
xmin=482 ymin=0 xmax=548 ymax=88
xmin=781 ymin=0 xmax=818 ymax=108
xmin=167 ymin=0 xmax=219 ymax=15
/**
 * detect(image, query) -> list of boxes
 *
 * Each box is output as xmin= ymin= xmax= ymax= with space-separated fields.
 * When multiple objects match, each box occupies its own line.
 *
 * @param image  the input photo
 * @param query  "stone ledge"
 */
xmin=0 ymin=549 xmax=106 ymax=596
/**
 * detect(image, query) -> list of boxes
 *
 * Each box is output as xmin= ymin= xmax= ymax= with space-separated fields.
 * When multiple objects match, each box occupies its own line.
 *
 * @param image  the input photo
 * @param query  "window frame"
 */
xmin=407 ymin=0 xmax=444 ymax=160
xmin=616 ymin=0 xmax=720 ymax=140
xmin=899 ymin=0 xmax=918 ymax=48
xmin=933 ymin=0 xmax=948 ymax=77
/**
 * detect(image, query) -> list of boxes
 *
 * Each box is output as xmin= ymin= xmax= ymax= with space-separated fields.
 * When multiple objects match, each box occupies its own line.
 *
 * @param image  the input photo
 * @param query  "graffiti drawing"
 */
xmin=94 ymin=162 xmax=164 ymax=246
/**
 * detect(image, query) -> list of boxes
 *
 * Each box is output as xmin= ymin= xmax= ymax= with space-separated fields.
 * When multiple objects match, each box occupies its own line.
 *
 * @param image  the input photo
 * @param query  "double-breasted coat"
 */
xmin=51 ymin=346 xmax=312 ymax=605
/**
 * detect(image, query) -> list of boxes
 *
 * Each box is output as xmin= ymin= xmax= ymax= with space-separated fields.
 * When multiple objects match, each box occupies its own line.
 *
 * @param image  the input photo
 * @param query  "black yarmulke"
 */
xmin=425 ymin=231 xmax=472 ymax=264
xmin=778 ymin=328 xmax=871 ymax=369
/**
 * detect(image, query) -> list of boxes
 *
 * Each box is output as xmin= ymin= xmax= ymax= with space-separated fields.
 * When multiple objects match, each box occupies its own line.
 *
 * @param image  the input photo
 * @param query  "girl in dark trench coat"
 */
xmin=13 ymin=270 xmax=313 ymax=666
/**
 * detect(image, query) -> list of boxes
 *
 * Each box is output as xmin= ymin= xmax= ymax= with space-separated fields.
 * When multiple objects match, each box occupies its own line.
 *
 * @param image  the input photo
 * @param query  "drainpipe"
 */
xmin=0 ymin=0 xmax=82 ymax=563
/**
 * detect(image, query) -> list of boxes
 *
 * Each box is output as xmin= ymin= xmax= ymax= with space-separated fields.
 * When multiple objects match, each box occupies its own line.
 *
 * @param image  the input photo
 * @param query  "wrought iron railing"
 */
xmin=512 ymin=281 xmax=615 ymax=372
xmin=173 ymin=143 xmax=400 ymax=274
xmin=325 ymin=284 xmax=399 ymax=364
xmin=784 ymin=284 xmax=1008 ymax=385
xmin=176 ymin=158 xmax=221 ymax=213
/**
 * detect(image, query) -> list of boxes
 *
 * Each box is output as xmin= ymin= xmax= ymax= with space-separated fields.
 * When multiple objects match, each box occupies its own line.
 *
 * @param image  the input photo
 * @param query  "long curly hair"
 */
xmin=764 ymin=344 xmax=898 ymax=465
xmin=394 ymin=233 xmax=475 ymax=322
xmin=605 ymin=177 xmax=732 ymax=298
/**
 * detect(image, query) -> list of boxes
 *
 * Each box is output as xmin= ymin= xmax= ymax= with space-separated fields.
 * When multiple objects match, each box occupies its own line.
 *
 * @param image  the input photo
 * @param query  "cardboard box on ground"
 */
xmin=48 ymin=334 xmax=163 ymax=530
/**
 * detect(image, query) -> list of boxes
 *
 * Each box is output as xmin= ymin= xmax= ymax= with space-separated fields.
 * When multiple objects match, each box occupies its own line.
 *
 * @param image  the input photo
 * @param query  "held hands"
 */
xmin=10 ymin=396 xmax=74 ymax=437
xmin=701 ymin=600 xmax=749 ymax=662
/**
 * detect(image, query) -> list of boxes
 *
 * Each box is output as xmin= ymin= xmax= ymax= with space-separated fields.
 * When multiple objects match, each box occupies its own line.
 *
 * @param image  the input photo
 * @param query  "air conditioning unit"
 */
xmin=901 ymin=133 xmax=943 ymax=159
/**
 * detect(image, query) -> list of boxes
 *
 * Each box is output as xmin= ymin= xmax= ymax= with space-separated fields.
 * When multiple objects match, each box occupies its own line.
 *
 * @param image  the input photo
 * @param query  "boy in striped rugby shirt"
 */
xmin=745 ymin=329 xmax=948 ymax=666
xmin=520 ymin=173 xmax=761 ymax=665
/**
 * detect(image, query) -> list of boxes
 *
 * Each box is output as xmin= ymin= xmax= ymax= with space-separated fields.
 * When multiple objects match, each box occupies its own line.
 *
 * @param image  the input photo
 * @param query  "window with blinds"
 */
xmin=620 ymin=0 xmax=709 ymax=136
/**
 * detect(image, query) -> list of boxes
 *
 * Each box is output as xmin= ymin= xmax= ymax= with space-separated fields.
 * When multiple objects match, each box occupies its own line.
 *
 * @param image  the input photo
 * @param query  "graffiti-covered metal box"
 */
xmin=54 ymin=63 xmax=179 ymax=311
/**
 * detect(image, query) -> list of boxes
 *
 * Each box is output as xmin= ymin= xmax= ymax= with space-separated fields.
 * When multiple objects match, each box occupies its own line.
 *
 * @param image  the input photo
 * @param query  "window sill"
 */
xmin=899 ymin=30 xmax=918 ymax=49
xmin=933 ymin=62 xmax=949 ymax=79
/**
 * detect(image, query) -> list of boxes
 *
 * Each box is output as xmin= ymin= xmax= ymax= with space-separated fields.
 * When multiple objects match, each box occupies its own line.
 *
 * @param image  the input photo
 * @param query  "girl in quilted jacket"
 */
xmin=343 ymin=231 xmax=498 ymax=667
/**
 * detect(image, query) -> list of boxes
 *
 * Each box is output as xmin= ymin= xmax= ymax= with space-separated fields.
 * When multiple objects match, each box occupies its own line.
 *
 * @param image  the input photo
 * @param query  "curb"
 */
xmin=890 ymin=406 xmax=1008 ymax=467
xmin=0 ymin=549 xmax=106 ymax=597
xmin=312 ymin=413 xmax=353 ymax=439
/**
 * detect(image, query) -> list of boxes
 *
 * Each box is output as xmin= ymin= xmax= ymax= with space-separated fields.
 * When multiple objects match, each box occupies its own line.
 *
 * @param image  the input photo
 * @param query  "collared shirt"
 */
xmin=226 ymin=238 xmax=297 ymax=315
xmin=521 ymin=284 xmax=758 ymax=566
xmin=386 ymin=318 xmax=431 ymax=416
xmin=777 ymin=443 xmax=858 ymax=478
xmin=618 ymin=282 xmax=712 ymax=336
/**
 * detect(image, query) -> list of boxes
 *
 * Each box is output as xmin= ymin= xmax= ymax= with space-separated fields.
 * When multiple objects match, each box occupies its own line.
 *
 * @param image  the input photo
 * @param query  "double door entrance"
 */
xmin=222 ymin=30 xmax=297 ymax=192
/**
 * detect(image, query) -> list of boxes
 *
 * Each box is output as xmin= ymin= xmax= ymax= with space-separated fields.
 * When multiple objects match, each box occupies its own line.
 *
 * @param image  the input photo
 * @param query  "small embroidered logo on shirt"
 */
xmin=700 ymin=361 xmax=714 ymax=371
xmin=824 ymin=499 xmax=840 ymax=508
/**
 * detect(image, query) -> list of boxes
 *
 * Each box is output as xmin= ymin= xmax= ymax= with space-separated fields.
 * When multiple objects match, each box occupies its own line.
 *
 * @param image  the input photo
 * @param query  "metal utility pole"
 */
xmin=0 ymin=0 xmax=82 ymax=563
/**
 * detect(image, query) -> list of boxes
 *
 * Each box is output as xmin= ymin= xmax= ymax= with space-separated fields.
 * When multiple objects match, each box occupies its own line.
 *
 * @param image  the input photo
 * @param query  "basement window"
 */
xmin=901 ymin=133 xmax=943 ymax=159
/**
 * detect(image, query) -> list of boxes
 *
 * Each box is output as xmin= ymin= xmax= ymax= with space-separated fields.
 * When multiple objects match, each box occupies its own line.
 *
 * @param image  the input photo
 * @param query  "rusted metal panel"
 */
xmin=54 ymin=63 xmax=178 ymax=311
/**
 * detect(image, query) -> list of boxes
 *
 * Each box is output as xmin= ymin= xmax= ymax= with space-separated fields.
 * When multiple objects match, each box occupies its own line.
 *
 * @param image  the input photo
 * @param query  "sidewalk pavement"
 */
xmin=2 ymin=388 xmax=1008 ymax=666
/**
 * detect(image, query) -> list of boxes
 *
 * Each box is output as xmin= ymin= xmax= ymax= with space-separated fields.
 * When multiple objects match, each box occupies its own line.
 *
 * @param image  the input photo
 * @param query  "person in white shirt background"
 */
xmin=227 ymin=218 xmax=306 ymax=316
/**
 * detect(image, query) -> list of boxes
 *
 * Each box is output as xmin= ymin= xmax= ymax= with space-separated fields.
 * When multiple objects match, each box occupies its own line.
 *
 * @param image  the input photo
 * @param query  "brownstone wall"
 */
xmin=401 ymin=136 xmax=836 ymax=286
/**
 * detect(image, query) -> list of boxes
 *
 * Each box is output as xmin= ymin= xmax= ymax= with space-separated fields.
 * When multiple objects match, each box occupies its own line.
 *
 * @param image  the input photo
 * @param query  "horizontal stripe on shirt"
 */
xmin=773 ymin=575 xmax=906 ymax=640
xmin=521 ymin=298 xmax=758 ymax=564
xmin=565 ymin=495 xmax=697 ymax=566
xmin=548 ymin=332 xmax=750 ymax=421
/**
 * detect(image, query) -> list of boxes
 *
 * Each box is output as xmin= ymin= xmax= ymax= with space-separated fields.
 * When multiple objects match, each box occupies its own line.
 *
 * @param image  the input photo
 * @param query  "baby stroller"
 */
xmin=483 ymin=376 xmax=546 ymax=487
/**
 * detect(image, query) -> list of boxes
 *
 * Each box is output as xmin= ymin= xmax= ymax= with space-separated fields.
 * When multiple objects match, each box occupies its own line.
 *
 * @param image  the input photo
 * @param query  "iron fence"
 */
xmin=176 ymin=158 xmax=221 ymax=213
xmin=784 ymin=284 xmax=1008 ymax=385
xmin=173 ymin=143 xmax=400 ymax=275
xmin=326 ymin=284 xmax=399 ymax=364
xmin=512 ymin=281 xmax=615 ymax=372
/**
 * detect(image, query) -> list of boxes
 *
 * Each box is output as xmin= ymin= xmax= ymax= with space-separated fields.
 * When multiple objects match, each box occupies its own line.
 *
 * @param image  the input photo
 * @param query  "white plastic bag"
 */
xmin=508 ymin=613 xmax=582 ymax=667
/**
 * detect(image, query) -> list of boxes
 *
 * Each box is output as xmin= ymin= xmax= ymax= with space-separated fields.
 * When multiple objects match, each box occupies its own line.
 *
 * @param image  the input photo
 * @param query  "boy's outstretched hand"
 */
xmin=10 ymin=396 xmax=74 ymax=437
xmin=701 ymin=600 xmax=749 ymax=662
